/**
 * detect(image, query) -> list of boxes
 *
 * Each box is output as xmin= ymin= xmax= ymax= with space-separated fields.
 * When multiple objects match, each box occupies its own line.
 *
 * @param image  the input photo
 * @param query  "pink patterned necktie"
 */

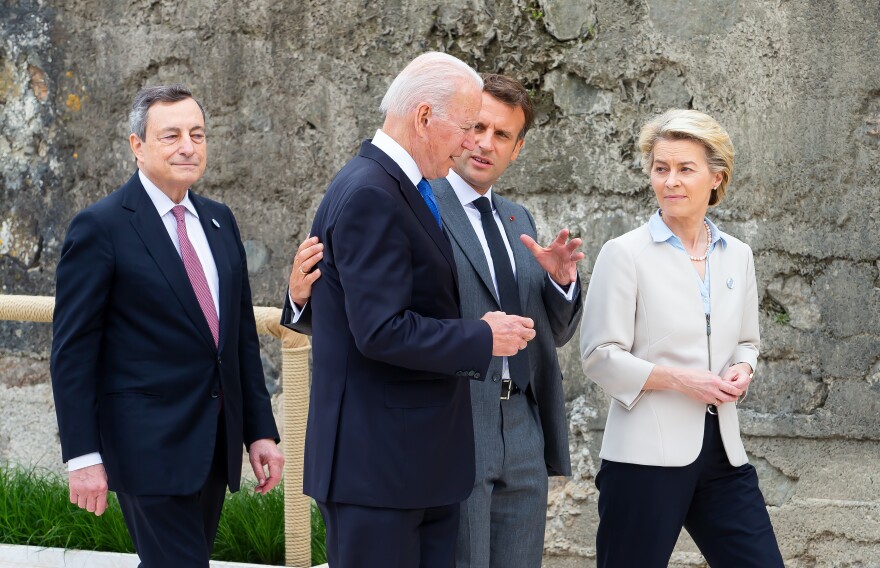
xmin=171 ymin=205 xmax=219 ymax=347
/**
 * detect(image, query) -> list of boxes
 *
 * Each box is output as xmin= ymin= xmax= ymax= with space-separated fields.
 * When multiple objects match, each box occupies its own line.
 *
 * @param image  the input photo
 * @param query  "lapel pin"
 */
xmin=509 ymin=215 xmax=515 ymax=221
xmin=212 ymin=219 xmax=220 ymax=229
xmin=727 ymin=277 xmax=735 ymax=289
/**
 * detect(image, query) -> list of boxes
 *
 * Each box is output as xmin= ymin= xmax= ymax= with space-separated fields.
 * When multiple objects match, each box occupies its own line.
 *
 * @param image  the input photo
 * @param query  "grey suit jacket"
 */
xmin=432 ymin=178 xmax=583 ymax=476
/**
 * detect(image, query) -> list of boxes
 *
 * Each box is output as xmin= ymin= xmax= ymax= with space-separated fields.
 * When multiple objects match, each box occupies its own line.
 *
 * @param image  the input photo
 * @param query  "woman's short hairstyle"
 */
xmin=380 ymin=52 xmax=483 ymax=119
xmin=638 ymin=109 xmax=735 ymax=206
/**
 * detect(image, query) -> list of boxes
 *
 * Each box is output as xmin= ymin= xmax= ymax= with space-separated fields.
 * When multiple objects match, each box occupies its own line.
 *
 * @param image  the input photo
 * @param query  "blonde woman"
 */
xmin=580 ymin=109 xmax=784 ymax=567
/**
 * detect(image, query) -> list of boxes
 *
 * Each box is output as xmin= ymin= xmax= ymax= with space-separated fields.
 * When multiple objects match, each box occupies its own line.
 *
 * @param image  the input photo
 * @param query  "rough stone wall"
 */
xmin=1 ymin=0 xmax=879 ymax=565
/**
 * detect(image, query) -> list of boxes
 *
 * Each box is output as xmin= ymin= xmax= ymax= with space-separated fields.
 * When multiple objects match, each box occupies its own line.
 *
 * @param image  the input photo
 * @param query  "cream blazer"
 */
xmin=580 ymin=223 xmax=759 ymax=468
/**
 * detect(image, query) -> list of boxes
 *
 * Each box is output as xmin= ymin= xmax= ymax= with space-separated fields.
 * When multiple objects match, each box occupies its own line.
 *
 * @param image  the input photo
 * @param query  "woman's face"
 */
xmin=649 ymin=138 xmax=722 ymax=221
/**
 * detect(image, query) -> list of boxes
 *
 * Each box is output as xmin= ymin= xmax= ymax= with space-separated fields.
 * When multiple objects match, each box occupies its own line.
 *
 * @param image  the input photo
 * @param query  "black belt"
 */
xmin=500 ymin=379 xmax=522 ymax=400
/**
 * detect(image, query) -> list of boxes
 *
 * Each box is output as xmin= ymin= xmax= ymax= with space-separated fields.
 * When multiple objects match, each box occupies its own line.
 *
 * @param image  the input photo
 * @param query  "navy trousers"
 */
xmin=595 ymin=412 xmax=784 ymax=568
xmin=318 ymin=500 xmax=460 ymax=568
xmin=117 ymin=416 xmax=228 ymax=568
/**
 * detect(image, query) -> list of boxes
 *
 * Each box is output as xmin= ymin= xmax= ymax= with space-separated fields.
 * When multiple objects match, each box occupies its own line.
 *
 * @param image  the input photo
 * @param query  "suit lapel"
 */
xmin=493 ymin=194 xmax=533 ymax=310
xmin=123 ymin=175 xmax=217 ymax=350
xmin=359 ymin=143 xmax=459 ymax=286
xmin=433 ymin=180 xmax=500 ymax=306
xmin=191 ymin=193 xmax=231 ymax=352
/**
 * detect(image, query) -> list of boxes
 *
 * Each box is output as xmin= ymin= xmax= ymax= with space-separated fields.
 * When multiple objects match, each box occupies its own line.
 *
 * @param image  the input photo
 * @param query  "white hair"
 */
xmin=380 ymin=52 xmax=483 ymax=118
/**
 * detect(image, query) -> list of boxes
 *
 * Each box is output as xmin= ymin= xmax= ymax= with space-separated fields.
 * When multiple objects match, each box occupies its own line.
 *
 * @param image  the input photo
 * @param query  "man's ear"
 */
xmin=414 ymin=103 xmax=432 ymax=138
xmin=129 ymin=133 xmax=143 ymax=163
xmin=510 ymin=137 xmax=526 ymax=162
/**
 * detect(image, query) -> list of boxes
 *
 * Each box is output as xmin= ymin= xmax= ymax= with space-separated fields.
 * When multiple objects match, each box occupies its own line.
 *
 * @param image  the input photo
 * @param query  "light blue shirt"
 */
xmin=647 ymin=210 xmax=727 ymax=315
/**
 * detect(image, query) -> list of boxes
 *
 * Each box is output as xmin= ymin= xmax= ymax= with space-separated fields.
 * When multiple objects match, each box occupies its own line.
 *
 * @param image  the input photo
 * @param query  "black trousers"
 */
xmin=595 ymin=412 xmax=784 ymax=568
xmin=318 ymin=499 xmax=460 ymax=568
xmin=117 ymin=416 xmax=228 ymax=568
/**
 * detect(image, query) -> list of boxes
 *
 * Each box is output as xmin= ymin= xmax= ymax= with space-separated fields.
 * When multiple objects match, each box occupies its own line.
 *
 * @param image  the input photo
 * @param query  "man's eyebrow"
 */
xmin=158 ymin=124 xmax=204 ymax=132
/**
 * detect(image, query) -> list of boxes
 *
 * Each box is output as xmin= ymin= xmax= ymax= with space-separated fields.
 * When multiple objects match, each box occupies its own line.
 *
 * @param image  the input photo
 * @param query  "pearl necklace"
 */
xmin=689 ymin=221 xmax=712 ymax=262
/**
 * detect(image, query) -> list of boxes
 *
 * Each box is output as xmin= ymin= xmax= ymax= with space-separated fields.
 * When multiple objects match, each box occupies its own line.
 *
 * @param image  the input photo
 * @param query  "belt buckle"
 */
xmin=500 ymin=379 xmax=512 ymax=400
xmin=707 ymin=404 xmax=718 ymax=415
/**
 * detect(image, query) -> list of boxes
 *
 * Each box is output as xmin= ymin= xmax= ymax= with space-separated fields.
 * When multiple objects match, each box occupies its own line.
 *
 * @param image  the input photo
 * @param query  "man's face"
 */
xmin=414 ymin=82 xmax=481 ymax=180
xmin=452 ymin=92 xmax=525 ymax=194
xmin=129 ymin=98 xmax=207 ymax=198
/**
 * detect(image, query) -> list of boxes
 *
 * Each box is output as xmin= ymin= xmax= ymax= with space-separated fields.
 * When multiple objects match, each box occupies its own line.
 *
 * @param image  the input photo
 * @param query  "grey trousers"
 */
xmin=456 ymin=391 xmax=548 ymax=568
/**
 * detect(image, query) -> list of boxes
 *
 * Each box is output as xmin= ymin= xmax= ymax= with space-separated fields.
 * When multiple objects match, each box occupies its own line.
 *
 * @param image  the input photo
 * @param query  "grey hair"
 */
xmin=379 ymin=52 xmax=483 ymax=119
xmin=129 ymin=84 xmax=206 ymax=140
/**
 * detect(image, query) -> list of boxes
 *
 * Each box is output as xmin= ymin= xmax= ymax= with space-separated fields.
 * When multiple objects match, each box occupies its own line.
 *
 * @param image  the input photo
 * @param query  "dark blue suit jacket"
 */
xmin=282 ymin=141 xmax=493 ymax=509
xmin=51 ymin=173 xmax=279 ymax=496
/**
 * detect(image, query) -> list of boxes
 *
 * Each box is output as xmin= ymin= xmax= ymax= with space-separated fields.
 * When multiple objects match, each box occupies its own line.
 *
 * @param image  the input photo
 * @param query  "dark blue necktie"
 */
xmin=473 ymin=196 xmax=531 ymax=392
xmin=416 ymin=178 xmax=443 ymax=230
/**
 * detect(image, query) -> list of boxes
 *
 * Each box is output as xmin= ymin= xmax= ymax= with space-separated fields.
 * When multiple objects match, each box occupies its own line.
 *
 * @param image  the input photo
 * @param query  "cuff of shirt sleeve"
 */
xmin=68 ymin=452 xmax=103 ymax=472
xmin=286 ymin=291 xmax=307 ymax=323
xmin=548 ymin=276 xmax=577 ymax=302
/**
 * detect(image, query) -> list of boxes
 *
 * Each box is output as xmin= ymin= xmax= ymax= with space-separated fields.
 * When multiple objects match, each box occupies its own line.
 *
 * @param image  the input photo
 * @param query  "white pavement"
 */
xmin=0 ymin=544 xmax=329 ymax=568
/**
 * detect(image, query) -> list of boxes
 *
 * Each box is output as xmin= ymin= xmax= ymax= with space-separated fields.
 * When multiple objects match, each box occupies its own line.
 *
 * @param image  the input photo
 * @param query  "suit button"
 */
xmin=492 ymin=373 xmax=501 ymax=383
xmin=474 ymin=372 xmax=481 ymax=379
xmin=467 ymin=370 xmax=474 ymax=377
xmin=217 ymin=357 xmax=222 ymax=365
xmin=210 ymin=389 xmax=219 ymax=399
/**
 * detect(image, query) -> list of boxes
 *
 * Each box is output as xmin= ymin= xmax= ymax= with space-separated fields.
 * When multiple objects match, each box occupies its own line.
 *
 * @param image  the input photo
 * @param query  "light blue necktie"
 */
xmin=416 ymin=178 xmax=443 ymax=230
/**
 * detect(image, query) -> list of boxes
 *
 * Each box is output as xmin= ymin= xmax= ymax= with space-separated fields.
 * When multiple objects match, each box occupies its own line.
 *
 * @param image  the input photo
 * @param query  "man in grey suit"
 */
xmin=429 ymin=74 xmax=584 ymax=568
xmin=288 ymin=74 xmax=583 ymax=567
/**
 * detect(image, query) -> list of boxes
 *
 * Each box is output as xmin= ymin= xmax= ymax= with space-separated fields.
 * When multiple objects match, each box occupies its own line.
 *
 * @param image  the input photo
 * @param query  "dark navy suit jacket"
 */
xmin=51 ymin=172 xmax=279 ymax=496
xmin=282 ymin=141 xmax=492 ymax=509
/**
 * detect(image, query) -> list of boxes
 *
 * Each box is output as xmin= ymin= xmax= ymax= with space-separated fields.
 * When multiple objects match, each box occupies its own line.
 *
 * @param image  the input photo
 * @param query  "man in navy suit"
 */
xmin=51 ymin=85 xmax=283 ymax=568
xmin=281 ymin=53 xmax=537 ymax=567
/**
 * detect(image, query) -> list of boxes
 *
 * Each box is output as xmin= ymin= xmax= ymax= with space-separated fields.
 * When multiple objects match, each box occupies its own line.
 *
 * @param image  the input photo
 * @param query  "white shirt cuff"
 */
xmin=549 ymin=276 xmax=577 ymax=302
xmin=68 ymin=452 xmax=103 ymax=472
xmin=286 ymin=291 xmax=306 ymax=323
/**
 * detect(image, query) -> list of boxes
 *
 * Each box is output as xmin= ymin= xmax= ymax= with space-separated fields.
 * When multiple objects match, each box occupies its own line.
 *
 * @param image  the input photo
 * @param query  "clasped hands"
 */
xmin=670 ymin=363 xmax=754 ymax=406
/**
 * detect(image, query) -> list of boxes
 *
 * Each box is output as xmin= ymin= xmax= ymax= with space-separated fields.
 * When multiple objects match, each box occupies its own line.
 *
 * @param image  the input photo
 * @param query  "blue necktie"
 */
xmin=416 ymin=178 xmax=443 ymax=230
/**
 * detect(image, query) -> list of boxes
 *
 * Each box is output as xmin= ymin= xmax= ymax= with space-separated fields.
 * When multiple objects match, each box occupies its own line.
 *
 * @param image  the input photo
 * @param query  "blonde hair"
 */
xmin=638 ymin=109 xmax=734 ymax=206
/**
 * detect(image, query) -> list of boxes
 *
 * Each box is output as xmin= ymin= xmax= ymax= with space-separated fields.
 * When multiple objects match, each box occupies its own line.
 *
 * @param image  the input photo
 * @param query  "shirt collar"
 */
xmin=138 ymin=170 xmax=198 ymax=219
xmin=648 ymin=209 xmax=727 ymax=249
xmin=446 ymin=169 xmax=494 ymax=209
xmin=371 ymin=129 xmax=423 ymax=188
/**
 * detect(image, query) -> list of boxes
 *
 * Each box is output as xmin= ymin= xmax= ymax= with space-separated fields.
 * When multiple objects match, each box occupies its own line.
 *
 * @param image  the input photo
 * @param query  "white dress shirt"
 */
xmin=445 ymin=170 xmax=575 ymax=380
xmin=68 ymin=170 xmax=220 ymax=471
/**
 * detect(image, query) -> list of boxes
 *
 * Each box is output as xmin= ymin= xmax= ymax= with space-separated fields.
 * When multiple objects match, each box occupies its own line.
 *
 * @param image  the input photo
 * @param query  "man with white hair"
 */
xmin=281 ymin=52 xmax=537 ymax=567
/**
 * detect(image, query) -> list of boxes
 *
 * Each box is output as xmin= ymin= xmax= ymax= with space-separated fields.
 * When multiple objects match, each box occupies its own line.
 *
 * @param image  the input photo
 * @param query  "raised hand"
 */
xmin=520 ymin=229 xmax=584 ymax=287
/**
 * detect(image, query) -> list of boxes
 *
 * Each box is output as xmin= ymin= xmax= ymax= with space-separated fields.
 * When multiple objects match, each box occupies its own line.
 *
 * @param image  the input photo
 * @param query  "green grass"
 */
xmin=772 ymin=311 xmax=791 ymax=325
xmin=0 ymin=466 xmax=327 ymax=565
xmin=0 ymin=466 xmax=133 ymax=552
